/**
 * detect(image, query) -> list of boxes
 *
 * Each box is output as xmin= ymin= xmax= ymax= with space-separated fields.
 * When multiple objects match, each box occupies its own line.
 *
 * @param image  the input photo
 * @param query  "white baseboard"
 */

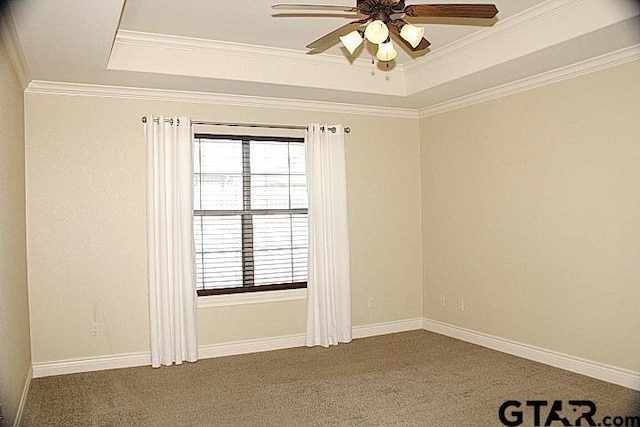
xmin=422 ymin=318 xmax=640 ymax=391
xmin=353 ymin=318 xmax=424 ymax=339
xmin=13 ymin=366 xmax=32 ymax=427
xmin=198 ymin=318 xmax=424 ymax=359
xmin=198 ymin=333 xmax=305 ymax=359
xmin=35 ymin=318 xmax=636 ymax=391
xmin=31 ymin=318 xmax=422 ymax=378
xmin=33 ymin=351 xmax=150 ymax=378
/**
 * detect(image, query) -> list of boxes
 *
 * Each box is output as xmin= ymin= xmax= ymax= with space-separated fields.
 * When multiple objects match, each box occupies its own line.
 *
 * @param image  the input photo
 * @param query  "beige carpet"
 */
xmin=21 ymin=330 xmax=639 ymax=426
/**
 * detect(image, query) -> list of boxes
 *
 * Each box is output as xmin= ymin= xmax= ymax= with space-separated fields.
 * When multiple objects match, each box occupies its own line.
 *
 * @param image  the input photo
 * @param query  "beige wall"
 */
xmin=420 ymin=60 xmax=640 ymax=372
xmin=24 ymin=40 xmax=638 ymax=381
xmin=24 ymin=94 xmax=423 ymax=363
xmin=0 ymin=36 xmax=31 ymax=425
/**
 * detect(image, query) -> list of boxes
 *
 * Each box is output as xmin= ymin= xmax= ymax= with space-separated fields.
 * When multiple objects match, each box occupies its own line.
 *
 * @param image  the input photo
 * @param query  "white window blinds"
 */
xmin=193 ymin=135 xmax=308 ymax=294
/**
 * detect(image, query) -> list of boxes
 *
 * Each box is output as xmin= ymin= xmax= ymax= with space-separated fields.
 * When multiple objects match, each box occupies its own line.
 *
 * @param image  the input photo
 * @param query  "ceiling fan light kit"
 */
xmin=376 ymin=39 xmax=398 ymax=61
xmin=339 ymin=30 xmax=365 ymax=54
xmin=364 ymin=19 xmax=390 ymax=44
xmin=399 ymin=23 xmax=425 ymax=49
xmin=272 ymin=1 xmax=499 ymax=63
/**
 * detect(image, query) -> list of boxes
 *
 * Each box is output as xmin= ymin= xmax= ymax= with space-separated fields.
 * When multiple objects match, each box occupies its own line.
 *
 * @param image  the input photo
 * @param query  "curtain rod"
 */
xmin=141 ymin=117 xmax=350 ymax=134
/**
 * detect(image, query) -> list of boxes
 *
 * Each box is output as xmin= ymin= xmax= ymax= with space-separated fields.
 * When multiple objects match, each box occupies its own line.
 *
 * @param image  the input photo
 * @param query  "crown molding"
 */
xmin=105 ymin=0 xmax=638 ymax=106
xmin=110 ymin=30 xmax=406 ymax=96
xmin=25 ymin=80 xmax=418 ymax=119
xmin=418 ymin=44 xmax=640 ymax=118
xmin=115 ymin=30 xmax=393 ymax=73
xmin=404 ymin=0 xmax=639 ymax=95
xmin=0 ymin=5 xmax=31 ymax=88
xmin=117 ymin=0 xmax=591 ymax=80
xmin=405 ymin=0 xmax=589 ymax=75
xmin=25 ymin=41 xmax=638 ymax=121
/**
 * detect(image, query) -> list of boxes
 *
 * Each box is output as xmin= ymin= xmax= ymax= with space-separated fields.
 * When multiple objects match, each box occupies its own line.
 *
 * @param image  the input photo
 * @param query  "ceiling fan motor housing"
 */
xmin=357 ymin=0 xmax=406 ymax=22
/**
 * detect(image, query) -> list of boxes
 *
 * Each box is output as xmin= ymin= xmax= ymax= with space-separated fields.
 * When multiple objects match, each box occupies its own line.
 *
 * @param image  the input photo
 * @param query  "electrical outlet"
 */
xmin=440 ymin=294 xmax=446 ymax=307
xmin=368 ymin=297 xmax=375 ymax=308
xmin=459 ymin=298 xmax=465 ymax=312
xmin=91 ymin=322 xmax=100 ymax=336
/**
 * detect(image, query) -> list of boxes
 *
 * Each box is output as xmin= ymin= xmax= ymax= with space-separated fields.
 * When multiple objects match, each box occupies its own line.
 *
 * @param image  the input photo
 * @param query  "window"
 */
xmin=193 ymin=134 xmax=308 ymax=296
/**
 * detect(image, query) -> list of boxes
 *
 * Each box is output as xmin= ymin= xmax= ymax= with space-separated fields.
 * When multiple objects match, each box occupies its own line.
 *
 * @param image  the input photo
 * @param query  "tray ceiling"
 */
xmin=4 ymin=0 xmax=640 ymax=111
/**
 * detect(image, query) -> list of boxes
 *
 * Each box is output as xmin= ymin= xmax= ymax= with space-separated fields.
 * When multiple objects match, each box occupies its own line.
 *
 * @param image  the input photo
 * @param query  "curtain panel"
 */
xmin=305 ymin=123 xmax=352 ymax=347
xmin=144 ymin=115 xmax=198 ymax=367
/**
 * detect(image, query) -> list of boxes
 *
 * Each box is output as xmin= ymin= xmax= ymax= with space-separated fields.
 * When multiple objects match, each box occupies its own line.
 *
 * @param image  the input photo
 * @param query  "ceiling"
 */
xmin=3 ymin=0 xmax=640 ymax=112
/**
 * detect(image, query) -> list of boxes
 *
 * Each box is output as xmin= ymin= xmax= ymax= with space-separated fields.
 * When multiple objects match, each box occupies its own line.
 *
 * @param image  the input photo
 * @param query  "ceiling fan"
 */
xmin=272 ymin=1 xmax=498 ymax=62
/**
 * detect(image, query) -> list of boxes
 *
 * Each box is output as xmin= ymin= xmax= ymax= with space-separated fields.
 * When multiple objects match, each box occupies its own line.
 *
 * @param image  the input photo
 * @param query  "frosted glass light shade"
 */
xmin=339 ymin=30 xmax=364 ymax=55
xmin=400 ymin=24 xmax=425 ymax=48
xmin=364 ymin=20 xmax=389 ymax=45
xmin=376 ymin=40 xmax=397 ymax=61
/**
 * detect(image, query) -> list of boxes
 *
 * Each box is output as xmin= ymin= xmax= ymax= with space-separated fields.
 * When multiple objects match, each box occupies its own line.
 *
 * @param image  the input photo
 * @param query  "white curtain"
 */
xmin=144 ymin=115 xmax=198 ymax=367
xmin=305 ymin=123 xmax=352 ymax=347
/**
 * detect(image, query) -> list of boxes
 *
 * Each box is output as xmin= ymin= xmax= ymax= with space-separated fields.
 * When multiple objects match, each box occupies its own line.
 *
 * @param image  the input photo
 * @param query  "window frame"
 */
xmin=193 ymin=133 xmax=308 ymax=297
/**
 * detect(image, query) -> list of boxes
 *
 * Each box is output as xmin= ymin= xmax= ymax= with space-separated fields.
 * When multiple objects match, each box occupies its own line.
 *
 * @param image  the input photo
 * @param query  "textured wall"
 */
xmin=420 ymin=60 xmax=640 ymax=372
xmin=24 ymin=94 xmax=423 ymax=363
xmin=0 ymin=36 xmax=31 ymax=425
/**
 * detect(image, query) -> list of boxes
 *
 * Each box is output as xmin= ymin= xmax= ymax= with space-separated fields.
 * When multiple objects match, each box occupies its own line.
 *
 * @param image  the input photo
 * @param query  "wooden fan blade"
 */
xmin=306 ymin=19 xmax=368 ymax=49
xmin=388 ymin=23 xmax=430 ymax=51
xmin=404 ymin=4 xmax=498 ymax=19
xmin=272 ymin=4 xmax=358 ymax=12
